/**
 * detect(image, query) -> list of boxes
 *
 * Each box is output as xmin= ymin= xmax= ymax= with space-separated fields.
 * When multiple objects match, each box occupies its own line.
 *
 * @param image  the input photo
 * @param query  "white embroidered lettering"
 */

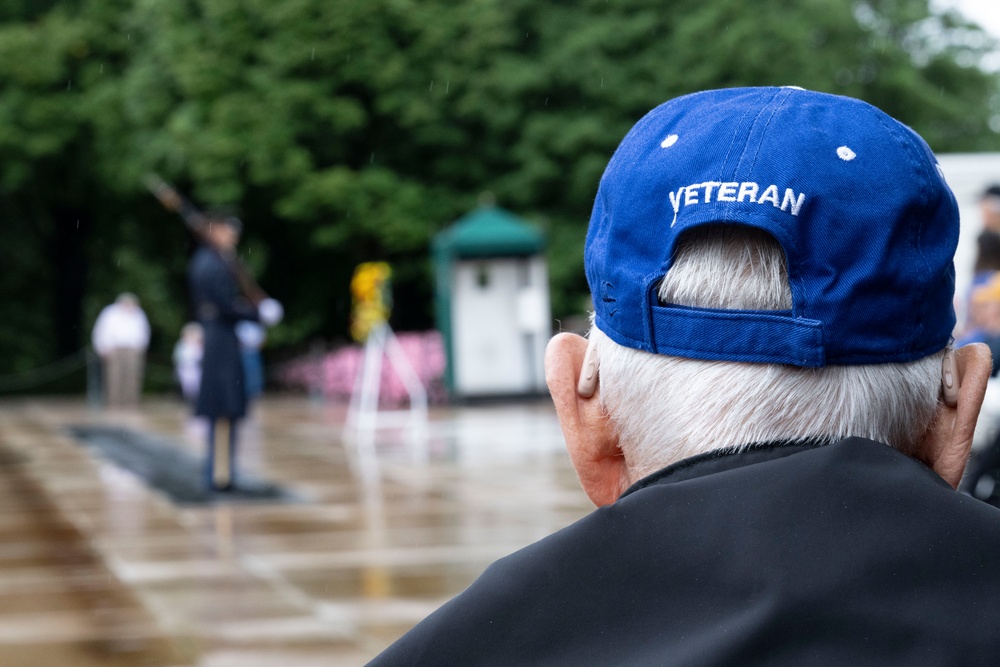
xmin=667 ymin=180 xmax=807 ymax=223
xmin=758 ymin=185 xmax=780 ymax=207
xmin=701 ymin=181 xmax=721 ymax=202
xmin=669 ymin=188 xmax=685 ymax=213
xmin=717 ymin=182 xmax=738 ymax=202
xmin=781 ymin=189 xmax=806 ymax=216
xmin=737 ymin=182 xmax=758 ymax=203
xmin=669 ymin=188 xmax=685 ymax=226
xmin=684 ymin=186 xmax=699 ymax=206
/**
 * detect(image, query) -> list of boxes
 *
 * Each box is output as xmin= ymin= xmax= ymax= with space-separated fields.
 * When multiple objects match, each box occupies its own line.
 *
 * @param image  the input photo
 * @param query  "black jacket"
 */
xmin=187 ymin=245 xmax=258 ymax=419
xmin=369 ymin=438 xmax=1000 ymax=666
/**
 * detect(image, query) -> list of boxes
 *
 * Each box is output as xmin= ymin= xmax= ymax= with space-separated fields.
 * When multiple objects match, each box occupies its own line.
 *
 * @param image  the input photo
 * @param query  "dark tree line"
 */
xmin=0 ymin=0 xmax=998 ymax=389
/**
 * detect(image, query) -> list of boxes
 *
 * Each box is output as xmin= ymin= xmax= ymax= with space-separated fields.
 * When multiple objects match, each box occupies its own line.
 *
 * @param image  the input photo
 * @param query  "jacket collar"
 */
xmin=620 ymin=437 xmax=840 ymax=500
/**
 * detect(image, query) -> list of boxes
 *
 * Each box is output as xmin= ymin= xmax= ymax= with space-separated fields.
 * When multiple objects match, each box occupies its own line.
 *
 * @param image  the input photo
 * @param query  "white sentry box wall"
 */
xmin=451 ymin=256 xmax=549 ymax=395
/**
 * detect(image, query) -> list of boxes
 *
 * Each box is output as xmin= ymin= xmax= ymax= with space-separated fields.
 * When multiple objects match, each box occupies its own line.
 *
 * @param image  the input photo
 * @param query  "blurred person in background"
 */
xmin=971 ymin=184 xmax=1000 ymax=280
xmin=173 ymin=322 xmax=203 ymax=405
xmin=962 ymin=273 xmax=1000 ymax=500
xmin=959 ymin=184 xmax=1000 ymax=344
xmin=979 ymin=184 xmax=1000 ymax=233
xmin=369 ymin=87 xmax=1000 ymax=666
xmin=188 ymin=213 xmax=282 ymax=491
xmin=236 ymin=320 xmax=266 ymax=407
xmin=91 ymin=292 xmax=150 ymax=409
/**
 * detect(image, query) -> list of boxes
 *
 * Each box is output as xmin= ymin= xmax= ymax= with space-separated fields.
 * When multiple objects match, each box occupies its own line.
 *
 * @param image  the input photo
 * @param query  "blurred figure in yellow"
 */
xmin=974 ymin=276 xmax=1000 ymax=341
xmin=964 ymin=273 xmax=1000 ymax=498
xmin=960 ymin=185 xmax=1000 ymax=345
xmin=962 ymin=274 xmax=1000 ymax=346
xmin=91 ymin=292 xmax=150 ymax=409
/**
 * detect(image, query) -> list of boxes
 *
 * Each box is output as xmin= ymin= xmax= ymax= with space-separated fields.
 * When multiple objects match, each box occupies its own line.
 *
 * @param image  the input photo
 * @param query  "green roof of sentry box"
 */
xmin=433 ymin=206 xmax=544 ymax=259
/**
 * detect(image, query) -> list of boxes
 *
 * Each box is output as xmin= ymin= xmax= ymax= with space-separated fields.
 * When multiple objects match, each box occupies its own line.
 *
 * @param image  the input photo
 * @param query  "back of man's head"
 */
xmin=579 ymin=87 xmax=962 ymax=481
xmin=594 ymin=225 xmax=942 ymax=480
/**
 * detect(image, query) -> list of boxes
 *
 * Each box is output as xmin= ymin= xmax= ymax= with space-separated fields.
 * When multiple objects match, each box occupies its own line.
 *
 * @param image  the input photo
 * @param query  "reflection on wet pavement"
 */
xmin=67 ymin=425 xmax=294 ymax=505
xmin=0 ymin=396 xmax=591 ymax=665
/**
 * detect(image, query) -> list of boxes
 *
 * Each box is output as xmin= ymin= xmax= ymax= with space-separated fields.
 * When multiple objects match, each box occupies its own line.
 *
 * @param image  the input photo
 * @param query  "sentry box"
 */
xmin=433 ymin=205 xmax=551 ymax=399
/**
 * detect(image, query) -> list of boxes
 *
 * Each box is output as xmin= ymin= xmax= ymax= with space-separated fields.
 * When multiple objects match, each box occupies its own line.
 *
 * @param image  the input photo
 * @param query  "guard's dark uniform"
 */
xmin=369 ymin=438 xmax=1000 ymax=666
xmin=187 ymin=245 xmax=258 ymax=419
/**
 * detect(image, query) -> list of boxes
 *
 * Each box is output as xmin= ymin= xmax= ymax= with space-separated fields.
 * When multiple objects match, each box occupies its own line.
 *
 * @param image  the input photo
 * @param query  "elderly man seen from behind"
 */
xmin=368 ymin=87 xmax=1000 ymax=666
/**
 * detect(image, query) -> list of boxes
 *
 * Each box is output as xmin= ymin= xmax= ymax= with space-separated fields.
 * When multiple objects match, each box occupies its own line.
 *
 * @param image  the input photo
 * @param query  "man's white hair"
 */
xmin=594 ymin=225 xmax=944 ymax=482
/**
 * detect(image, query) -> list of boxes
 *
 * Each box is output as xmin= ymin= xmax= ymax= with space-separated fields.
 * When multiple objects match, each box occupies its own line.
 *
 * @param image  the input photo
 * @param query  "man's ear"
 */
xmin=545 ymin=333 xmax=628 ymax=506
xmin=915 ymin=343 xmax=993 ymax=488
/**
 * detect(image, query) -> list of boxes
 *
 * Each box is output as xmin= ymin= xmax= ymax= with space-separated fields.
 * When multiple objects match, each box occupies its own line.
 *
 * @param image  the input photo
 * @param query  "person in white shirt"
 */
xmin=92 ymin=293 xmax=151 ymax=408
xmin=173 ymin=322 xmax=204 ymax=405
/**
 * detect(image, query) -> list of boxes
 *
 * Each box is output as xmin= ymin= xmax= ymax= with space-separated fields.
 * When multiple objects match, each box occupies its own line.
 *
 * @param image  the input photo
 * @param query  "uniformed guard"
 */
xmin=188 ymin=214 xmax=282 ymax=491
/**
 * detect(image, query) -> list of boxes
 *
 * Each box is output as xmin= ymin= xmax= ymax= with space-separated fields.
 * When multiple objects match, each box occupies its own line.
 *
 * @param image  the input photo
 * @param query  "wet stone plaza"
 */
xmin=0 ymin=396 xmax=591 ymax=666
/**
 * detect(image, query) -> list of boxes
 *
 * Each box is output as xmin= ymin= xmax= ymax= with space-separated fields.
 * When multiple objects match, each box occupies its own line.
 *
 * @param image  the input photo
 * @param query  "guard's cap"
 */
xmin=207 ymin=209 xmax=243 ymax=233
xmin=586 ymin=86 xmax=959 ymax=367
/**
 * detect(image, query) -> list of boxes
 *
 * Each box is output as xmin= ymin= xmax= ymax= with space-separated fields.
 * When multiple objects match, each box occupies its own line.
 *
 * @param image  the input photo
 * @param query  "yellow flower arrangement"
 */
xmin=350 ymin=262 xmax=393 ymax=342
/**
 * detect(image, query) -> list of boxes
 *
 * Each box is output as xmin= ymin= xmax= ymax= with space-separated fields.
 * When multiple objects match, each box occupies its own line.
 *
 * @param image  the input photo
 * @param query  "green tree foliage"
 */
xmin=0 ymin=0 xmax=998 ymax=388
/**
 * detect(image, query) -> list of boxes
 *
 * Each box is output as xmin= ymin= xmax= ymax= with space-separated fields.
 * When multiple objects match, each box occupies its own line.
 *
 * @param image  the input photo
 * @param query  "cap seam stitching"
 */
xmin=872 ymin=110 xmax=932 ymax=355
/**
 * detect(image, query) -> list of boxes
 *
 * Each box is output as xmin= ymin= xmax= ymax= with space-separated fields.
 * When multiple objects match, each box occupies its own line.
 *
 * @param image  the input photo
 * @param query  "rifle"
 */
xmin=144 ymin=173 xmax=269 ymax=305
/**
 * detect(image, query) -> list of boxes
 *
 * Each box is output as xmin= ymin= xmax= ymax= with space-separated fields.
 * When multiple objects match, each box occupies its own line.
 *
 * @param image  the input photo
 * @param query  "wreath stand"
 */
xmin=345 ymin=323 xmax=429 ymax=472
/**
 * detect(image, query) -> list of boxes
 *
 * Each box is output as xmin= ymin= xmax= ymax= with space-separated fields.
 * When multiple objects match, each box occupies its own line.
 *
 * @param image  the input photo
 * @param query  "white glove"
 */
xmin=258 ymin=298 xmax=284 ymax=326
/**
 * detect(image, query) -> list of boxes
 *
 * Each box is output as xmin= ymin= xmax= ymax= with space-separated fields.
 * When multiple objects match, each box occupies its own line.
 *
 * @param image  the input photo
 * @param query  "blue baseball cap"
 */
xmin=586 ymin=86 xmax=959 ymax=367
